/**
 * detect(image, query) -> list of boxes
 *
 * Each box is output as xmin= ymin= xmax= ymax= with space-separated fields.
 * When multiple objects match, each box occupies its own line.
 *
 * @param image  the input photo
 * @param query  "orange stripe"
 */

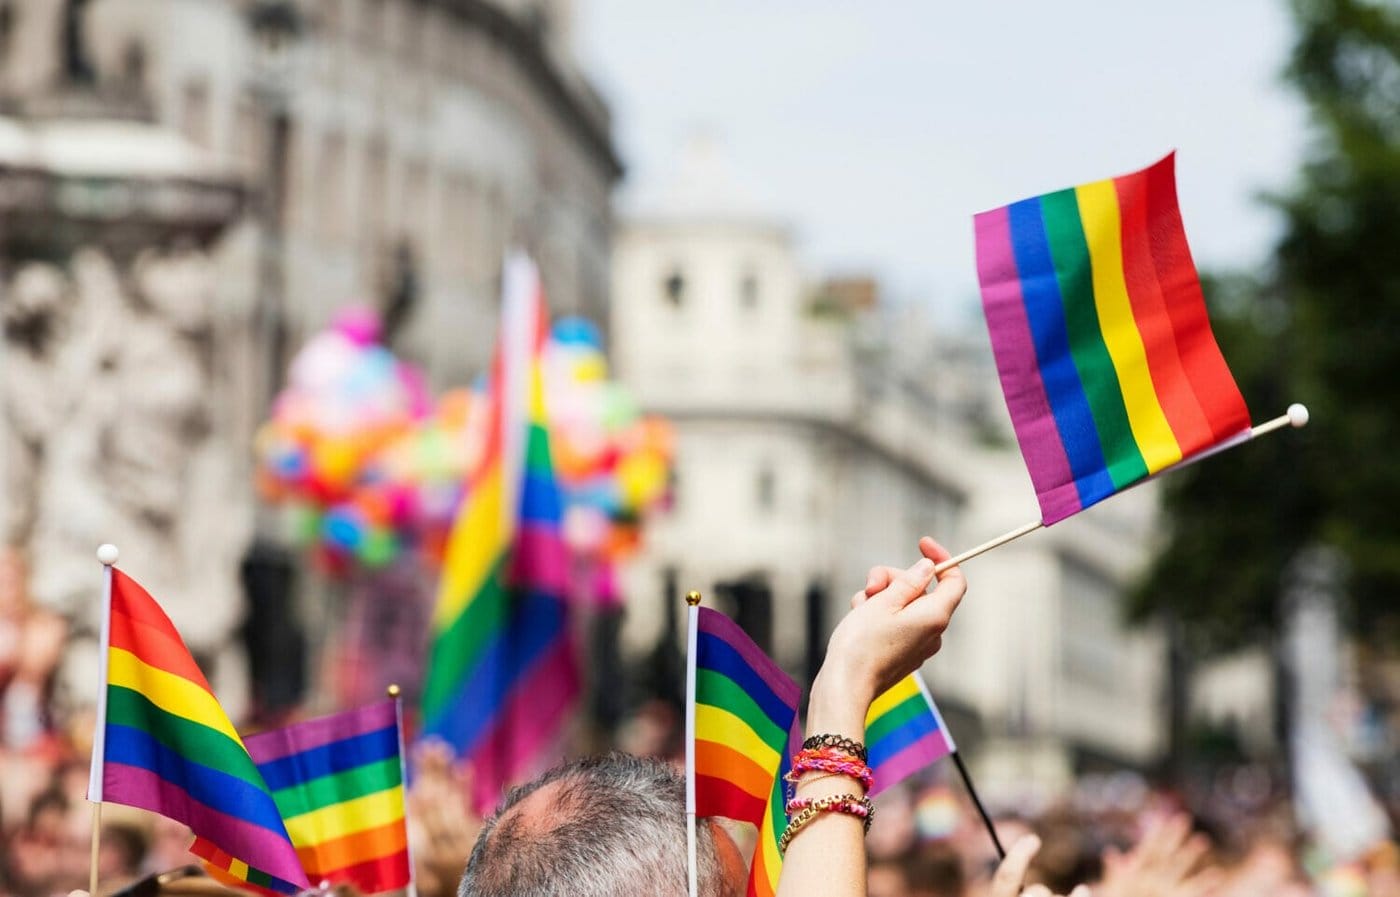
xmin=694 ymin=739 xmax=772 ymax=802
xmin=298 ymin=818 xmax=407 ymax=876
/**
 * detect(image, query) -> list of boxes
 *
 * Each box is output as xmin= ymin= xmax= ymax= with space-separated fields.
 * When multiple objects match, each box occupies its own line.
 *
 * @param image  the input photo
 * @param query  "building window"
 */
xmin=756 ymin=464 xmax=775 ymax=512
xmin=662 ymin=268 xmax=685 ymax=307
xmin=0 ymin=3 xmax=13 ymax=62
xmin=739 ymin=269 xmax=760 ymax=310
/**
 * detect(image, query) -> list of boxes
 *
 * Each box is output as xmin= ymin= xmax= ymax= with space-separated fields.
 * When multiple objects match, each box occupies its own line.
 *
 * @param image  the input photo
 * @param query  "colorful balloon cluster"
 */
xmin=254 ymin=309 xmax=672 ymax=582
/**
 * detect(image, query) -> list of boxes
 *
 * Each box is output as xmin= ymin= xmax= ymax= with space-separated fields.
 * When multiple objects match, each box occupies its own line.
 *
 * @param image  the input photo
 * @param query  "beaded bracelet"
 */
xmin=801 ymin=733 xmax=868 ymax=763
xmin=778 ymin=793 xmax=876 ymax=854
xmin=784 ymin=747 xmax=875 ymax=792
xmin=785 ymin=793 xmax=875 ymax=828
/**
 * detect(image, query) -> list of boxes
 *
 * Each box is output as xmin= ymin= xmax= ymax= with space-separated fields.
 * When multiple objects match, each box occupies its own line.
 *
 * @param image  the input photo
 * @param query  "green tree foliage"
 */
xmin=1133 ymin=0 xmax=1400 ymax=651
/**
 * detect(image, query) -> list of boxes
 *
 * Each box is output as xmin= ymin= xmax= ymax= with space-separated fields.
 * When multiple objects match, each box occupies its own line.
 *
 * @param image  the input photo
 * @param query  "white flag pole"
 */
xmin=684 ymin=590 xmax=702 ymax=897
xmin=932 ymin=404 xmax=1310 ymax=575
xmin=89 ymin=543 xmax=119 ymax=897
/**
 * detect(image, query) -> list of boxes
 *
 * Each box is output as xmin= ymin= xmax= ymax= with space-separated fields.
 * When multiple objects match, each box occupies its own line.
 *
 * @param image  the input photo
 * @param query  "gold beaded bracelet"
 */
xmin=777 ymin=793 xmax=875 ymax=854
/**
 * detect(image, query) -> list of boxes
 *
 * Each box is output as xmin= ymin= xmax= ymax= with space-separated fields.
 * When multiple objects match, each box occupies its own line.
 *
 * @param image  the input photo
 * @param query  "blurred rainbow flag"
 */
xmin=687 ymin=605 xmax=801 ymax=897
xmin=421 ymin=252 xmax=579 ymax=813
xmin=194 ymin=699 xmax=411 ymax=895
xmin=974 ymin=153 xmax=1251 ymax=524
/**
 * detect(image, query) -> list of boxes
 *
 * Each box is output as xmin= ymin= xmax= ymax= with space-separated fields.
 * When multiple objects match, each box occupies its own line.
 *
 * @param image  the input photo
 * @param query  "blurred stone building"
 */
xmin=612 ymin=141 xmax=1167 ymax=799
xmin=0 ymin=0 xmax=619 ymax=711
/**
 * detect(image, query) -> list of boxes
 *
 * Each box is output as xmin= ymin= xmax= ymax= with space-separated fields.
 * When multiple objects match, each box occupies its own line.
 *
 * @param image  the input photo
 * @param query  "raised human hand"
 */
xmin=1097 ymin=814 xmax=1220 ymax=897
xmin=821 ymin=536 xmax=966 ymax=707
xmin=987 ymin=835 xmax=1091 ymax=897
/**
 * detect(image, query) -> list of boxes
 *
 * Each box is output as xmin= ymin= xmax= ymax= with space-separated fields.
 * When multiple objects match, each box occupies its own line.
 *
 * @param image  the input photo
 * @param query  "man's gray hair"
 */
xmin=459 ymin=753 xmax=724 ymax=897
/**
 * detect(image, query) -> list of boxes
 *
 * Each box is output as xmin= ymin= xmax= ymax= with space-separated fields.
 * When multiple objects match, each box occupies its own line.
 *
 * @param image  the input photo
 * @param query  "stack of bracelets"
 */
xmin=778 ymin=734 xmax=876 ymax=854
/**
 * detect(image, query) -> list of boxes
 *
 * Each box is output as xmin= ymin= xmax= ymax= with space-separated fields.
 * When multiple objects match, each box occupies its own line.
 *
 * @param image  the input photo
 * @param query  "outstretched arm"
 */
xmin=776 ymin=537 xmax=964 ymax=897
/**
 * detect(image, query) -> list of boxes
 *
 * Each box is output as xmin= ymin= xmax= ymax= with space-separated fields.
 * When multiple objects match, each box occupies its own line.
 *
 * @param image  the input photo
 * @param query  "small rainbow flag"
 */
xmin=688 ymin=605 xmax=801 ymax=897
xmin=89 ymin=569 xmax=308 ymax=893
xmin=974 ymin=153 xmax=1252 ymax=524
xmin=866 ymin=673 xmax=955 ymax=797
xmin=421 ymin=252 xmax=579 ymax=814
xmin=193 ymin=699 xmax=411 ymax=895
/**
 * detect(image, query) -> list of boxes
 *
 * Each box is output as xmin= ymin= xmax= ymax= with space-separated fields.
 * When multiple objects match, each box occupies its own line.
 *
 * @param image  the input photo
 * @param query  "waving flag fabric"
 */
xmin=689 ymin=606 xmax=801 ymax=897
xmin=193 ymin=699 xmax=411 ymax=894
xmin=974 ymin=153 xmax=1251 ymax=524
xmin=89 ymin=569 xmax=308 ymax=893
xmin=866 ymin=673 xmax=955 ymax=797
xmin=421 ymin=252 xmax=579 ymax=814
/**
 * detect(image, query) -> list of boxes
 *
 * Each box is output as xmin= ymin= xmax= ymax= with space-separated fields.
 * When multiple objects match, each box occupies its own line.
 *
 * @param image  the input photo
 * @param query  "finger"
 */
xmin=989 ymin=834 xmax=1040 ymax=897
xmin=1021 ymin=887 xmax=1052 ymax=897
xmin=870 ymin=558 xmax=937 ymax=609
xmin=1069 ymin=886 xmax=1092 ymax=897
xmin=850 ymin=590 xmax=866 ymax=610
xmin=1165 ymin=832 xmax=1210 ymax=882
xmin=864 ymin=566 xmax=900 ymax=597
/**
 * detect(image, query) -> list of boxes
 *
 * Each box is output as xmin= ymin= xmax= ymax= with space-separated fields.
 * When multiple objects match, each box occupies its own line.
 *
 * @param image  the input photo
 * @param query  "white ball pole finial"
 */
xmin=1287 ymin=403 xmax=1310 ymax=428
xmin=96 ymin=544 xmax=120 ymax=566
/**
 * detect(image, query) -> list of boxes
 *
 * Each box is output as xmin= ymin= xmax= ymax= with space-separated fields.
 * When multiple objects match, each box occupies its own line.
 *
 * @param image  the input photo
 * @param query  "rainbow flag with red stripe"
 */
xmin=89 ymin=569 xmax=308 ymax=893
xmin=974 ymin=153 xmax=1252 ymax=524
xmin=421 ymin=252 xmax=579 ymax=814
xmin=688 ymin=606 xmax=800 ymax=897
xmin=193 ymin=700 xmax=411 ymax=894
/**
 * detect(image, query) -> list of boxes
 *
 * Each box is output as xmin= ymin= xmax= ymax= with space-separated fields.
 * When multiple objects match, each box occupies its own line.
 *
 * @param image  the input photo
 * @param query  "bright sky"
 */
xmin=576 ymin=0 xmax=1308 ymax=323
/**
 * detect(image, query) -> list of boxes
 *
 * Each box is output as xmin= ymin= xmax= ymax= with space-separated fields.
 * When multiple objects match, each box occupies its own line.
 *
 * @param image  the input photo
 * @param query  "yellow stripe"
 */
xmin=528 ymin=362 xmax=548 ymax=422
xmin=431 ymin=465 xmax=511 ymax=630
xmin=866 ymin=675 xmax=920 ymax=724
xmin=757 ymin=801 xmax=783 ymax=894
xmin=107 ymin=647 xmax=244 ymax=747
xmin=694 ymin=705 xmax=781 ymax=775
xmin=283 ymin=786 xmax=405 ymax=846
xmin=228 ymin=859 xmax=248 ymax=879
xmin=1075 ymin=180 xmax=1182 ymax=473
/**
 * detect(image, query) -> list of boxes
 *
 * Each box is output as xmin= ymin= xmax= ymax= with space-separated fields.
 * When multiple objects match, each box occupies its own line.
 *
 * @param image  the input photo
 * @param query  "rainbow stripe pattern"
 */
xmin=866 ymin=673 xmax=955 ymax=797
xmin=974 ymin=153 xmax=1252 ymax=524
xmin=91 ymin=570 xmax=308 ymax=893
xmin=692 ymin=606 xmax=801 ymax=897
xmin=422 ymin=253 xmax=579 ymax=814
xmin=193 ymin=700 xmax=411 ymax=894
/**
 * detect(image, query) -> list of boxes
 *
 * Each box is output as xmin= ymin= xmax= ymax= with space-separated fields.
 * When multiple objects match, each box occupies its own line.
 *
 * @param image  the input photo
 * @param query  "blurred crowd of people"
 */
xmin=2 ymin=544 xmax=1397 ymax=897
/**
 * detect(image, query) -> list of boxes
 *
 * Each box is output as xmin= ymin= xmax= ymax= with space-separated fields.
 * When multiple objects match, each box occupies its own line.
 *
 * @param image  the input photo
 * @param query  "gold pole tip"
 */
xmin=685 ymin=590 xmax=702 ymax=607
xmin=386 ymin=684 xmax=401 ymax=698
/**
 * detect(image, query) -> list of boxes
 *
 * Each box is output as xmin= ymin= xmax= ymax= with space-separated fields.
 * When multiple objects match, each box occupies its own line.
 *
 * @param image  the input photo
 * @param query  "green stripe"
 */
xmin=696 ymin=669 xmax=789 ymax=756
xmin=1040 ymin=189 xmax=1147 ymax=488
xmin=526 ymin=422 xmax=554 ymax=473
xmin=422 ymin=554 xmax=511 ymax=720
xmin=866 ymin=694 xmax=929 ymax=746
xmin=270 ymin=756 xmax=402 ymax=820
xmin=106 ymin=686 xmax=264 ymax=786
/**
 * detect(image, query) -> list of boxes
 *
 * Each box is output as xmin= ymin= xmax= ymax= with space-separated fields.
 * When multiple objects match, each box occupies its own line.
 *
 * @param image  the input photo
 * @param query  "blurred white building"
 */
xmin=612 ymin=141 xmax=1168 ymax=796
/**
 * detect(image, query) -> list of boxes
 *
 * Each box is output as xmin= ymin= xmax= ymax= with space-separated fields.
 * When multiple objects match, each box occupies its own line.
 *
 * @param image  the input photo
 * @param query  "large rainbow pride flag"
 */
xmin=421 ymin=252 xmax=579 ymax=814
xmin=866 ymin=672 xmax=955 ymax=797
xmin=90 ymin=569 xmax=308 ymax=893
xmin=193 ymin=699 xmax=411 ymax=895
xmin=974 ymin=153 xmax=1252 ymax=524
xmin=688 ymin=605 xmax=801 ymax=897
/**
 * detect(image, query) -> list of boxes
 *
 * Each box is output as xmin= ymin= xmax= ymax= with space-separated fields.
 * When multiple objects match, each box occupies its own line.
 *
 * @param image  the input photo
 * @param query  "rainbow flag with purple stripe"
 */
xmin=193 ymin=699 xmax=411 ymax=895
xmin=421 ymin=253 xmax=579 ymax=814
xmin=974 ymin=153 xmax=1252 ymax=524
xmin=90 ymin=569 xmax=308 ymax=893
xmin=866 ymin=673 xmax=955 ymax=797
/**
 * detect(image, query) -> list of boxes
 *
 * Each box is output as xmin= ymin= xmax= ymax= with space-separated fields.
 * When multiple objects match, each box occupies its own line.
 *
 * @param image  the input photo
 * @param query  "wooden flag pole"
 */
xmin=683 ymin=590 xmax=703 ymax=897
xmin=90 ymin=543 xmax=120 ymax=897
xmin=932 ymin=404 xmax=1310 ymax=576
xmin=951 ymin=752 xmax=1004 ymax=860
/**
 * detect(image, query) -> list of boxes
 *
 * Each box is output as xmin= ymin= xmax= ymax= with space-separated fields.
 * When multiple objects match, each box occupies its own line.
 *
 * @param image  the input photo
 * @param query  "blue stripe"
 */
xmin=255 ymin=725 xmax=400 ymax=792
xmin=105 ymin=724 xmax=287 ymax=835
xmin=421 ymin=589 xmax=567 ymax=753
xmin=868 ymin=712 xmax=939 ymax=770
xmin=695 ymin=631 xmax=795 ymax=728
xmin=519 ymin=472 xmax=563 ymax=524
xmin=1007 ymin=198 xmax=1116 ymax=506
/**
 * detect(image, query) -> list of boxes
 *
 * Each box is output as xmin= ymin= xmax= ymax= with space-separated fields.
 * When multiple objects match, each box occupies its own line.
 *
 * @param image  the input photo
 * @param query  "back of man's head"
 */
xmin=459 ymin=752 xmax=724 ymax=897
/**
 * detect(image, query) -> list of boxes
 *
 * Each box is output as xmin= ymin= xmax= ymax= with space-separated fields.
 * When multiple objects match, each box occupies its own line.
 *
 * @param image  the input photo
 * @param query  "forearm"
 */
xmin=775 ymin=672 xmax=872 ymax=897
